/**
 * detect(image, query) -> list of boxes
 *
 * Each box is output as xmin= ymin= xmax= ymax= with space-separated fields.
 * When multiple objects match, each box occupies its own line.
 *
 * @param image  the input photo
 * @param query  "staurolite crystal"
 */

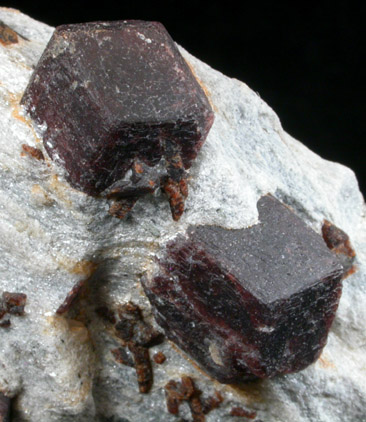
xmin=142 ymin=195 xmax=344 ymax=383
xmin=322 ymin=219 xmax=356 ymax=279
xmin=21 ymin=20 xmax=214 ymax=220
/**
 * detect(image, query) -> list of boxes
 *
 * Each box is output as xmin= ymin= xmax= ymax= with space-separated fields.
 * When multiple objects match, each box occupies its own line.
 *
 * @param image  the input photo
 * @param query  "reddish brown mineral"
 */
xmin=229 ymin=407 xmax=257 ymax=418
xmin=0 ymin=292 xmax=27 ymax=323
xmin=0 ymin=20 xmax=19 ymax=45
xmin=153 ymin=351 xmax=166 ymax=364
xmin=111 ymin=301 xmax=164 ymax=393
xmin=21 ymin=144 xmax=45 ymax=161
xmin=56 ymin=279 xmax=86 ymax=315
xmin=165 ymin=376 xmax=204 ymax=421
xmin=21 ymin=21 xmax=214 ymax=220
xmin=322 ymin=219 xmax=356 ymax=279
xmin=0 ymin=292 xmax=27 ymax=329
xmin=142 ymin=195 xmax=344 ymax=383
xmin=164 ymin=376 xmax=222 ymax=421
xmin=201 ymin=391 xmax=224 ymax=415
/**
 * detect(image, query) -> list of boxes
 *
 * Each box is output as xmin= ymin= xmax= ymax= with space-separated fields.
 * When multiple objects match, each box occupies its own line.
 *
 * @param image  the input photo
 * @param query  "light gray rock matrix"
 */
xmin=0 ymin=8 xmax=365 ymax=422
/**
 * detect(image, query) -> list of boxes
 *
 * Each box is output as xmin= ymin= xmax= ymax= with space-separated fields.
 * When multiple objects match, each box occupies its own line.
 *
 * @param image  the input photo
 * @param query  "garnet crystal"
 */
xmin=142 ymin=195 xmax=344 ymax=383
xmin=21 ymin=21 xmax=214 ymax=220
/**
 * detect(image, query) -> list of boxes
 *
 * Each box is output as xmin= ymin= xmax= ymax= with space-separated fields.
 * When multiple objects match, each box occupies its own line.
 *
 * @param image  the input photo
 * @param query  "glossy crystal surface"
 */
xmin=21 ymin=21 xmax=214 ymax=219
xmin=143 ymin=195 xmax=344 ymax=383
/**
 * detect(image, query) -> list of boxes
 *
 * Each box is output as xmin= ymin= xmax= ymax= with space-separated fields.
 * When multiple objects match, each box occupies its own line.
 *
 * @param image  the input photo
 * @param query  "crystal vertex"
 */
xmin=21 ymin=21 xmax=214 ymax=220
xmin=142 ymin=195 xmax=344 ymax=383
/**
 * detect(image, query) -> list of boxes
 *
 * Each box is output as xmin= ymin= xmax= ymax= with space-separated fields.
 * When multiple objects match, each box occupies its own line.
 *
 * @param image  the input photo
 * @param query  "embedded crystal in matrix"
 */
xmin=21 ymin=21 xmax=214 ymax=220
xmin=142 ymin=195 xmax=344 ymax=383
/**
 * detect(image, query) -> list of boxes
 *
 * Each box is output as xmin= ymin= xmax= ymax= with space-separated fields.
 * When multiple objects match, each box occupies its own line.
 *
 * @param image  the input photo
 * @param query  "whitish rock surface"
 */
xmin=0 ymin=8 xmax=365 ymax=422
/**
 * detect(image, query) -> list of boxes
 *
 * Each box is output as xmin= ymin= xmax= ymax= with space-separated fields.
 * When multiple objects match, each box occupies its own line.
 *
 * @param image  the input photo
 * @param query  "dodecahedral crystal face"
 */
xmin=21 ymin=21 xmax=214 ymax=220
xmin=142 ymin=195 xmax=344 ymax=383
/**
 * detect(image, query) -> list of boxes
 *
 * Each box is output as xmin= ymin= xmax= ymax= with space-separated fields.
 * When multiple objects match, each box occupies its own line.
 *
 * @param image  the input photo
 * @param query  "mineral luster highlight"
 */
xmin=21 ymin=21 xmax=215 ymax=221
xmin=142 ymin=195 xmax=344 ymax=383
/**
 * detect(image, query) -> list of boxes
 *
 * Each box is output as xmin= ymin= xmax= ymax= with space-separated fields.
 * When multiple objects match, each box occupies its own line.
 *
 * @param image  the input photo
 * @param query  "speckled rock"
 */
xmin=0 ymin=8 xmax=365 ymax=422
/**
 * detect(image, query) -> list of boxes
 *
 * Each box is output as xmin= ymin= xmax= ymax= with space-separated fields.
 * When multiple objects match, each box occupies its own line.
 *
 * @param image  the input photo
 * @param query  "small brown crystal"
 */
xmin=111 ymin=347 xmax=135 ymax=368
xmin=21 ymin=144 xmax=45 ymax=161
xmin=0 ymin=20 xmax=19 ymax=45
xmin=164 ymin=376 xmax=218 ymax=421
xmin=2 ymin=292 xmax=27 ymax=316
xmin=201 ymin=391 xmax=224 ymax=415
xmin=322 ymin=219 xmax=356 ymax=279
xmin=128 ymin=343 xmax=153 ymax=394
xmin=56 ymin=279 xmax=86 ymax=315
xmin=111 ymin=301 xmax=164 ymax=393
xmin=153 ymin=351 xmax=166 ymax=364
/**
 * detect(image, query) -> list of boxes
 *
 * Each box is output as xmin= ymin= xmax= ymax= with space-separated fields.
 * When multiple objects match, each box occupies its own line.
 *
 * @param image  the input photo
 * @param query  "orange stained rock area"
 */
xmin=55 ymin=261 xmax=97 ymax=315
xmin=318 ymin=354 xmax=336 ymax=369
xmin=55 ymin=255 xmax=97 ymax=278
xmin=0 ymin=20 xmax=18 ymax=45
xmin=70 ymin=260 xmax=98 ymax=277
xmin=229 ymin=380 xmax=266 ymax=405
xmin=8 ymin=92 xmax=43 ymax=145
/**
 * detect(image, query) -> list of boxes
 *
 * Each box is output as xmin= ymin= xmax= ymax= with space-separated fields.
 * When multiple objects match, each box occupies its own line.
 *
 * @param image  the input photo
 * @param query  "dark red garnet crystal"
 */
xmin=21 ymin=21 xmax=214 ymax=220
xmin=142 ymin=195 xmax=344 ymax=383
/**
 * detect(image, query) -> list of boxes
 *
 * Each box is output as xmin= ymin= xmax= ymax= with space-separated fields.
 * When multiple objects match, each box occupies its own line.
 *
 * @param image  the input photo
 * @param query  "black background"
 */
xmin=4 ymin=1 xmax=365 ymax=195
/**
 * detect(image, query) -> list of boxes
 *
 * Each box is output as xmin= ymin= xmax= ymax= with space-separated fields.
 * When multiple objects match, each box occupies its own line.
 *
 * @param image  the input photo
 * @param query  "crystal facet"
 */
xmin=142 ymin=195 xmax=344 ymax=383
xmin=21 ymin=21 xmax=214 ymax=220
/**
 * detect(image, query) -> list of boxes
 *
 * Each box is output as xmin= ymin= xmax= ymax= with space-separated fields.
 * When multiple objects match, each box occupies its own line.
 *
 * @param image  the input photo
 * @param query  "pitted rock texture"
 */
xmin=20 ymin=20 xmax=214 ymax=220
xmin=142 ymin=195 xmax=344 ymax=383
xmin=1 ymin=8 xmax=366 ymax=422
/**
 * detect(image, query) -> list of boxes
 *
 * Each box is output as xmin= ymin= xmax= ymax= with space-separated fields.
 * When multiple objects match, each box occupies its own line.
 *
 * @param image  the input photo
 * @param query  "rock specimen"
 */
xmin=21 ymin=20 xmax=214 ymax=220
xmin=142 ymin=195 xmax=344 ymax=383
xmin=1 ymin=8 xmax=366 ymax=422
